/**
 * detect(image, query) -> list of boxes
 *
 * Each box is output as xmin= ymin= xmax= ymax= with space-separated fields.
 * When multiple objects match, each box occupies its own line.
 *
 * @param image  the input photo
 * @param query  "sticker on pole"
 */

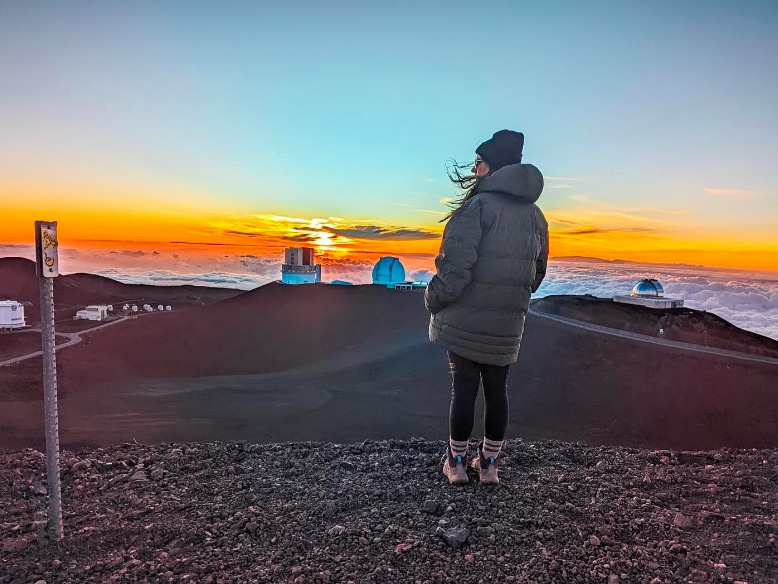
xmin=35 ymin=221 xmax=59 ymax=278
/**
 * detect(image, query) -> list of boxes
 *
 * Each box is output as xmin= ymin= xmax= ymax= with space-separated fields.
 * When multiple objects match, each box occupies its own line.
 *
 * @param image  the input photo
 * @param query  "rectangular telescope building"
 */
xmin=281 ymin=247 xmax=322 ymax=284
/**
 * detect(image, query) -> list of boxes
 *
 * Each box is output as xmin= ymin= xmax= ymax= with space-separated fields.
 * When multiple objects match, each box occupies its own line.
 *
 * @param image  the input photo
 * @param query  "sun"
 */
xmin=312 ymin=231 xmax=335 ymax=248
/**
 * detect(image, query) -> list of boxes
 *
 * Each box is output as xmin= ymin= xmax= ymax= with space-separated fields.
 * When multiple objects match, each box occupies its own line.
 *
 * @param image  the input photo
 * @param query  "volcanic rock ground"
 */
xmin=1 ymin=440 xmax=777 ymax=583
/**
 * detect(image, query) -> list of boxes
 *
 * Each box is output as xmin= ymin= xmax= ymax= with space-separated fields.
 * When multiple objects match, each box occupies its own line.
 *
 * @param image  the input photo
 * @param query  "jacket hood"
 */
xmin=477 ymin=163 xmax=543 ymax=203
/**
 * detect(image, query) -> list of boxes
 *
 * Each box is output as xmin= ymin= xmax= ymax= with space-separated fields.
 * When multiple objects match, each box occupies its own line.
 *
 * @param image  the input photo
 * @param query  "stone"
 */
xmin=340 ymin=460 xmax=356 ymax=471
xmin=73 ymin=460 xmax=92 ymax=472
xmin=328 ymin=525 xmax=346 ymax=536
xmin=150 ymin=469 xmax=165 ymax=481
xmin=422 ymin=500 xmax=439 ymax=514
xmin=2 ymin=537 xmax=30 ymax=553
xmin=678 ymin=453 xmax=708 ymax=465
xmin=589 ymin=535 xmax=601 ymax=546
xmin=394 ymin=543 xmax=412 ymax=554
xmin=130 ymin=471 xmax=149 ymax=482
xmin=441 ymin=528 xmax=470 ymax=549
xmin=669 ymin=543 xmax=687 ymax=554
xmin=673 ymin=512 xmax=693 ymax=528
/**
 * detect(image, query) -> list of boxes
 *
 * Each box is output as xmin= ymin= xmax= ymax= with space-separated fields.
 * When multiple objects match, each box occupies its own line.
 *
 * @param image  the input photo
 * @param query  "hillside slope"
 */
xmin=532 ymin=295 xmax=778 ymax=358
xmin=1 ymin=284 xmax=777 ymax=451
xmin=0 ymin=257 xmax=242 ymax=324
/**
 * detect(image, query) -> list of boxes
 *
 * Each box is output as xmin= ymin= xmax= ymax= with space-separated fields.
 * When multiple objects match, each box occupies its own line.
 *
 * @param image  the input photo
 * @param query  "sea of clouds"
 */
xmin=534 ymin=261 xmax=778 ymax=341
xmin=2 ymin=244 xmax=776 ymax=340
xmin=91 ymin=259 xmax=778 ymax=341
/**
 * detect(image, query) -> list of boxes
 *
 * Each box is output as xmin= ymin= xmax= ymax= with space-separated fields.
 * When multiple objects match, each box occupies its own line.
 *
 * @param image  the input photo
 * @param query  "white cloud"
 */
xmin=95 ymin=269 xmax=267 ymax=290
xmin=410 ymin=269 xmax=434 ymax=282
xmin=535 ymin=261 xmax=778 ymax=340
xmin=0 ymin=244 xmax=34 ymax=259
xmin=705 ymin=188 xmax=754 ymax=198
xmin=8 ymin=244 xmax=775 ymax=341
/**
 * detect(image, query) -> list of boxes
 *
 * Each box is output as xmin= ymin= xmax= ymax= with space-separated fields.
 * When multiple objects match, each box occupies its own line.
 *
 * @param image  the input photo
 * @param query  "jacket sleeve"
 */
xmin=531 ymin=210 xmax=549 ymax=293
xmin=425 ymin=205 xmax=482 ymax=314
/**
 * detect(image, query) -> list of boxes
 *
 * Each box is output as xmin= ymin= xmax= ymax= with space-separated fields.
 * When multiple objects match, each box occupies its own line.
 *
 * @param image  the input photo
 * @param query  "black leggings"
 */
xmin=448 ymin=351 xmax=511 ymax=442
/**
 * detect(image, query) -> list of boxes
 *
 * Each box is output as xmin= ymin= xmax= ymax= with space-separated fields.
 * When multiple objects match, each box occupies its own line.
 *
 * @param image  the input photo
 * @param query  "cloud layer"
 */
xmin=3 ymin=243 xmax=775 ymax=340
xmin=535 ymin=261 xmax=778 ymax=341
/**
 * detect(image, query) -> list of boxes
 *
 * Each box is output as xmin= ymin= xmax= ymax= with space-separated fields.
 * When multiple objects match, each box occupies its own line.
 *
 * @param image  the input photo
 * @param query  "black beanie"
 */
xmin=476 ymin=130 xmax=524 ymax=172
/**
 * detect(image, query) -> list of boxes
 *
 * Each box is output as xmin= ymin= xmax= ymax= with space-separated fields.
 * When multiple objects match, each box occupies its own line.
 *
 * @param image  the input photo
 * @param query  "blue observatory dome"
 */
xmin=372 ymin=257 xmax=406 ymax=285
xmin=631 ymin=279 xmax=665 ymax=298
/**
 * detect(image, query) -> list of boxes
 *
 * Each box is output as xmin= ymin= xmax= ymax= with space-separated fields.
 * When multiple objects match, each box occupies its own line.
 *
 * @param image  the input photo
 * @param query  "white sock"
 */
xmin=449 ymin=438 xmax=468 ymax=461
xmin=482 ymin=438 xmax=503 ymax=461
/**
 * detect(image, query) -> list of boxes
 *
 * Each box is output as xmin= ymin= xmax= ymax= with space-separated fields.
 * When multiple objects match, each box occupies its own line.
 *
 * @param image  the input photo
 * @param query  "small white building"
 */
xmin=75 ymin=305 xmax=110 ymax=321
xmin=0 ymin=300 xmax=26 ymax=330
xmin=372 ymin=257 xmax=426 ymax=290
xmin=389 ymin=282 xmax=428 ymax=291
xmin=281 ymin=247 xmax=322 ymax=284
xmin=614 ymin=279 xmax=684 ymax=309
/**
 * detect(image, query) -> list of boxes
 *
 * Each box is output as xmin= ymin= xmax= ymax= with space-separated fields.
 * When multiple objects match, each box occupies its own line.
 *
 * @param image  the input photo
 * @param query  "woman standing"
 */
xmin=425 ymin=130 xmax=548 ymax=485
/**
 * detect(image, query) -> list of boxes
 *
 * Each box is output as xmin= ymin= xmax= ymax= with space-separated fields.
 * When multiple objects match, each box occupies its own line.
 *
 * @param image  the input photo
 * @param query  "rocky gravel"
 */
xmin=1 ymin=439 xmax=776 ymax=583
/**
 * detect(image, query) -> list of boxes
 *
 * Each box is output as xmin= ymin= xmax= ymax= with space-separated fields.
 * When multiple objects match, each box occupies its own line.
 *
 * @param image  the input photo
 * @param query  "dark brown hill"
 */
xmin=51 ymin=282 xmax=430 ymax=380
xmin=1 ymin=283 xmax=777 ymax=452
xmin=0 ymin=257 xmax=242 ymax=324
xmin=532 ymin=294 xmax=778 ymax=358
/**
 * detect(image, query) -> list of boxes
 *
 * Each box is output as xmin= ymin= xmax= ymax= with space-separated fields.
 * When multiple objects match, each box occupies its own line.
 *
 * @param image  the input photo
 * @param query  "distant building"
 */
xmin=372 ymin=257 xmax=406 ymax=286
xmin=282 ymin=247 xmax=321 ymax=285
xmin=0 ymin=300 xmax=26 ymax=330
xmin=74 ymin=305 xmax=110 ymax=321
xmin=388 ymin=282 xmax=428 ymax=291
xmin=372 ymin=257 xmax=427 ymax=291
xmin=614 ymin=279 xmax=684 ymax=309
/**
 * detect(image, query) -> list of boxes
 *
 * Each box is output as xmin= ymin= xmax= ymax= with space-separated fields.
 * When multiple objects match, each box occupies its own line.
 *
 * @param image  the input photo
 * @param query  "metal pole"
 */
xmin=36 ymin=220 xmax=63 ymax=541
xmin=39 ymin=275 xmax=63 ymax=540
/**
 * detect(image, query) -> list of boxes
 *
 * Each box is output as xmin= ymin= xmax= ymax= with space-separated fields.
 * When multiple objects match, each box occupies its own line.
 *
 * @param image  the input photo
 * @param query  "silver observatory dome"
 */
xmin=630 ymin=279 xmax=665 ymax=298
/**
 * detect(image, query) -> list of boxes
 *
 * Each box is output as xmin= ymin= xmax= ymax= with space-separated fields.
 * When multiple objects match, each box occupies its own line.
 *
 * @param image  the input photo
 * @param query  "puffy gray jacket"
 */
xmin=425 ymin=163 xmax=548 ymax=365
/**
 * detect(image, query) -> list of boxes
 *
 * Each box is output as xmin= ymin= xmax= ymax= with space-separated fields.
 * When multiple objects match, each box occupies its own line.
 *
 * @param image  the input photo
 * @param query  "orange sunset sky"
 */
xmin=2 ymin=2 xmax=777 ymax=274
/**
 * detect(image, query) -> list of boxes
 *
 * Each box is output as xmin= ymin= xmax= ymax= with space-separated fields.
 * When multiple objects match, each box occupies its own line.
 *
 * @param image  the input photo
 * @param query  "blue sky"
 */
xmin=2 ymin=0 xmax=777 ymax=269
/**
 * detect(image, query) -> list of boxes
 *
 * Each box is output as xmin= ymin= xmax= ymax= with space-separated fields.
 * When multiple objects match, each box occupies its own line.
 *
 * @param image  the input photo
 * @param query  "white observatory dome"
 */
xmin=372 ymin=257 xmax=406 ymax=285
xmin=630 ymin=278 xmax=665 ymax=298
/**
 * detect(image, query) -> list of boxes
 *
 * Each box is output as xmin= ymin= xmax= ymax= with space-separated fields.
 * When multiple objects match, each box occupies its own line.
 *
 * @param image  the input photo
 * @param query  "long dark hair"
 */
xmin=441 ymin=159 xmax=485 ymax=222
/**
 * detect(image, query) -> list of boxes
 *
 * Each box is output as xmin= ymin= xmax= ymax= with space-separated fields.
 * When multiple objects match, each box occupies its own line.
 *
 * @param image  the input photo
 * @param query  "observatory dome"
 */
xmin=372 ymin=257 xmax=406 ymax=285
xmin=630 ymin=279 xmax=665 ymax=298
